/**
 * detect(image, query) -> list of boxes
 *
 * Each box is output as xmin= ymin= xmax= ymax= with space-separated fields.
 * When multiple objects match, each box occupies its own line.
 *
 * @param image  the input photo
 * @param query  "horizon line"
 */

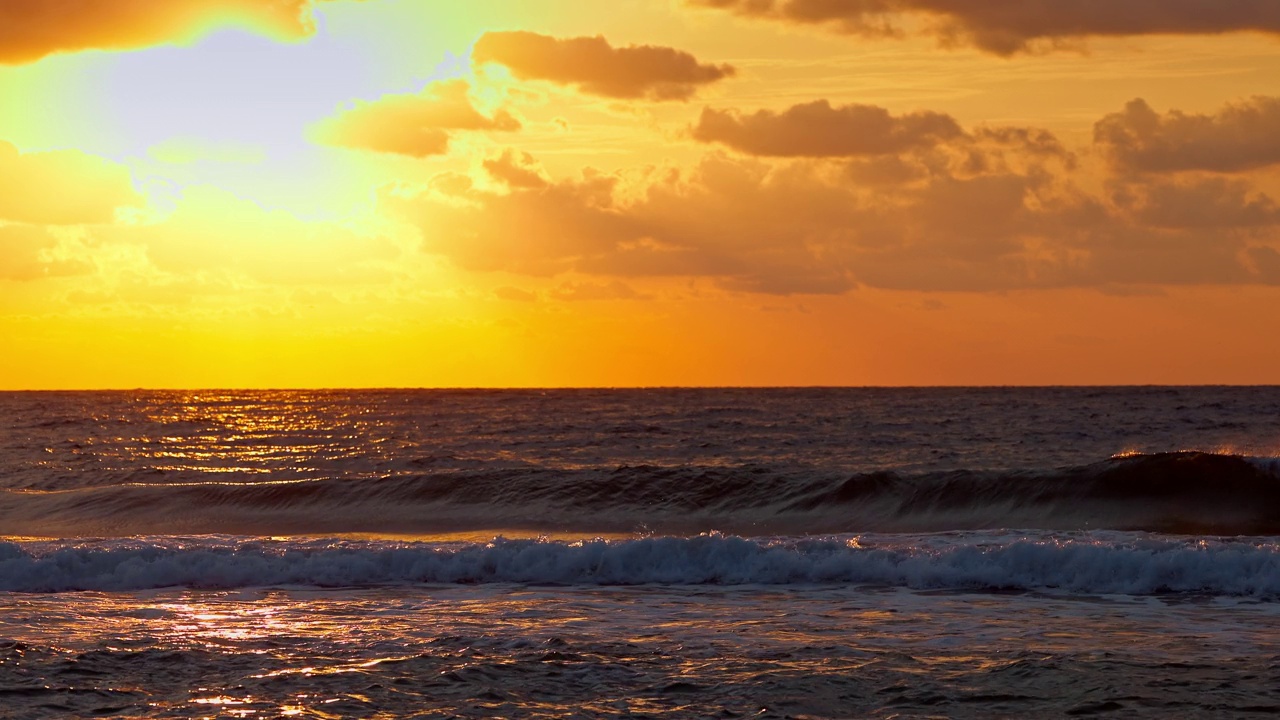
xmin=3 ymin=383 xmax=1278 ymax=393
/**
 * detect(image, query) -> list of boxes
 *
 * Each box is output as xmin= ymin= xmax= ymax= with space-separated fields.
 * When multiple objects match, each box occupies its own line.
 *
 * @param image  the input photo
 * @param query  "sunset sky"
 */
xmin=3 ymin=0 xmax=1280 ymax=388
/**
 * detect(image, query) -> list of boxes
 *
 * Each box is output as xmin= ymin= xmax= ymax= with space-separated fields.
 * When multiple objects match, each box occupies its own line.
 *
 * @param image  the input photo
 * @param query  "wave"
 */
xmin=2 ymin=451 xmax=1279 ymax=537
xmin=3 ymin=533 xmax=1279 ymax=596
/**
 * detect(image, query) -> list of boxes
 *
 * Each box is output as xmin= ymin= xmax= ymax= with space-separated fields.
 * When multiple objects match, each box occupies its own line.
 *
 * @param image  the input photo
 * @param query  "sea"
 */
xmin=2 ymin=387 xmax=1280 ymax=718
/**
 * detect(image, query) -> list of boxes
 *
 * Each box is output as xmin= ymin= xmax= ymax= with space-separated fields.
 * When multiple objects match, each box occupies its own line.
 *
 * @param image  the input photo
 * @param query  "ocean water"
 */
xmin=2 ymin=387 xmax=1280 ymax=718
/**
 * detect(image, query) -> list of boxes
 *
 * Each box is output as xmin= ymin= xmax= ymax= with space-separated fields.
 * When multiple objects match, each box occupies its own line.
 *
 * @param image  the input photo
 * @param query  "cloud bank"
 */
xmin=393 ymin=94 xmax=1280 ymax=295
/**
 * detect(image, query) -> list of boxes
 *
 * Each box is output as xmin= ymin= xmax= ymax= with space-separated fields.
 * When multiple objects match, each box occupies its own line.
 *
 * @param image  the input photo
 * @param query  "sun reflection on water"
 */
xmin=156 ymin=600 xmax=291 ymax=647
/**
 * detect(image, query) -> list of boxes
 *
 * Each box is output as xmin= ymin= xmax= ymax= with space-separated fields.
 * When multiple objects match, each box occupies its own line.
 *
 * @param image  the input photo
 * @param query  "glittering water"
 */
xmin=3 ymin=388 xmax=1280 ymax=718
xmin=5 ymin=585 xmax=1280 ymax=719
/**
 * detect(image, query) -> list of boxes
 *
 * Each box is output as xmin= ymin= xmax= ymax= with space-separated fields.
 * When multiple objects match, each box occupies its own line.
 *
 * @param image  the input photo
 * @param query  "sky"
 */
xmin=2 ymin=0 xmax=1280 ymax=389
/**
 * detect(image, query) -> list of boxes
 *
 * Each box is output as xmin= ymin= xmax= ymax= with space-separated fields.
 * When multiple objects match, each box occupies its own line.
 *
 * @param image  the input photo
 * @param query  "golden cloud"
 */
xmin=0 ymin=140 xmax=142 ymax=225
xmin=313 ymin=79 xmax=520 ymax=158
xmin=393 ymin=95 xmax=1280 ymax=294
xmin=472 ymin=31 xmax=735 ymax=101
xmin=105 ymin=185 xmax=398 ymax=286
xmin=396 ymin=168 xmax=635 ymax=277
xmin=0 ymin=0 xmax=340 ymax=64
xmin=0 ymin=224 xmax=93 ymax=281
xmin=483 ymin=150 xmax=550 ymax=190
xmin=689 ymin=0 xmax=1280 ymax=55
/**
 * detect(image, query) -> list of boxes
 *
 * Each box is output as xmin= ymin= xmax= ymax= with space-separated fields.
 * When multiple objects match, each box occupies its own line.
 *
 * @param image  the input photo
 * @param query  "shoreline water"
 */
xmin=4 ymin=388 xmax=1279 ymax=717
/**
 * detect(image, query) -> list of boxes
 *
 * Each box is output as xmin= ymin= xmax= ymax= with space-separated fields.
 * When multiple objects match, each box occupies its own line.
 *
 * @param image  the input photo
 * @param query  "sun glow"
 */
xmin=1 ymin=5 xmax=475 ymax=219
xmin=101 ymin=28 xmax=377 ymax=156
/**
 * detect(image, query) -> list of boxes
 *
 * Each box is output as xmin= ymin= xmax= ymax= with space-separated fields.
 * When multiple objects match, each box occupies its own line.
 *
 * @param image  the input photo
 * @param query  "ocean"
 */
xmin=2 ymin=387 xmax=1279 ymax=718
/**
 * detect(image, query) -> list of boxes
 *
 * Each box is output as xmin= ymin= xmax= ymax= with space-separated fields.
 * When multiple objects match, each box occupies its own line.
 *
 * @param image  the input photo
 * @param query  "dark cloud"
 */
xmin=689 ymin=0 xmax=1280 ymax=55
xmin=0 ymin=0 xmax=339 ymax=64
xmin=692 ymin=101 xmax=963 ymax=157
xmin=472 ymin=31 xmax=735 ymax=101
xmin=313 ymin=80 xmax=520 ymax=158
xmin=0 ymin=141 xmax=142 ymax=225
xmin=1095 ymin=97 xmax=1280 ymax=174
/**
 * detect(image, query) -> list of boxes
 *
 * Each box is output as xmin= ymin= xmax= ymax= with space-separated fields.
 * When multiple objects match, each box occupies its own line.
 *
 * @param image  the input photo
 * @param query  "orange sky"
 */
xmin=2 ymin=0 xmax=1280 ymax=388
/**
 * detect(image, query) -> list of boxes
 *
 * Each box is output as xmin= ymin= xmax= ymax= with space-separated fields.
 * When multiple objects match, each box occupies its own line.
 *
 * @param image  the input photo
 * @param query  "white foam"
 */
xmin=2 ymin=533 xmax=1279 ymax=595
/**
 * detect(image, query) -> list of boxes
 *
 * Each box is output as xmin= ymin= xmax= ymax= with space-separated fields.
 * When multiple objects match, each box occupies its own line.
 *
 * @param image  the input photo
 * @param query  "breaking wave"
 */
xmin=3 ymin=533 xmax=1279 ymax=596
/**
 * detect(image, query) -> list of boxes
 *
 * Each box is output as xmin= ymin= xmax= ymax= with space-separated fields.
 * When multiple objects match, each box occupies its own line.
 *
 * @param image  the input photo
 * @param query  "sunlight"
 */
xmin=89 ymin=10 xmax=467 ymax=218
xmin=101 ymin=26 xmax=374 ymax=156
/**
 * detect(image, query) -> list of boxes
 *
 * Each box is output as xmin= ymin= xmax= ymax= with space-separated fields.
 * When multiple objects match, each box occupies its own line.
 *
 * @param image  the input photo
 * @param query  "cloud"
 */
xmin=581 ymin=157 xmax=864 ymax=294
xmin=1095 ymin=97 xmax=1280 ymax=174
xmin=389 ymin=153 xmax=871 ymax=294
xmin=688 ymin=0 xmax=1280 ymax=55
xmin=974 ymin=127 xmax=1073 ymax=163
xmin=472 ymin=31 xmax=735 ymax=101
xmin=0 ymin=0 xmax=342 ymax=64
xmin=844 ymin=155 xmax=930 ymax=186
xmin=692 ymin=101 xmax=963 ymax=157
xmin=388 ymin=89 xmax=1280 ymax=295
xmin=483 ymin=150 xmax=550 ymax=189
xmin=0 ymin=141 xmax=143 ymax=225
xmin=0 ymin=224 xmax=93 ymax=281
xmin=394 ymin=168 xmax=637 ymax=277
xmin=312 ymin=79 xmax=520 ymax=158
xmin=397 ymin=141 xmax=1280 ymax=294
xmin=1110 ymin=177 xmax=1280 ymax=229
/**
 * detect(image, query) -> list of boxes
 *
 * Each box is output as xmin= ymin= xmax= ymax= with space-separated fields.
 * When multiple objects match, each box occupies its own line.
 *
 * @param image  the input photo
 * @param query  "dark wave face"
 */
xmin=3 ymin=388 xmax=1280 ymax=537
xmin=1 ymin=451 xmax=1278 ymax=537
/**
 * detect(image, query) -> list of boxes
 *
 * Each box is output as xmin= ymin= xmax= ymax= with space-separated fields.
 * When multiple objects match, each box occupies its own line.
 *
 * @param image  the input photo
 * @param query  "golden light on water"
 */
xmin=160 ymin=602 xmax=287 ymax=645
